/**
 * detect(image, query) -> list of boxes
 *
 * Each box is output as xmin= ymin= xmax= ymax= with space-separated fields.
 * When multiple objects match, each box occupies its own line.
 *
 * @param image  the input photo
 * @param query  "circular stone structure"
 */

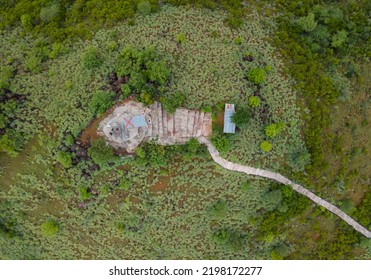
xmin=98 ymin=101 xmax=151 ymax=152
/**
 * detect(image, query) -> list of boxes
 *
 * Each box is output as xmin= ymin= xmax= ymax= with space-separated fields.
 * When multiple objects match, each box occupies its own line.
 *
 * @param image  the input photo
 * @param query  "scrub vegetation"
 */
xmin=0 ymin=1 xmax=369 ymax=260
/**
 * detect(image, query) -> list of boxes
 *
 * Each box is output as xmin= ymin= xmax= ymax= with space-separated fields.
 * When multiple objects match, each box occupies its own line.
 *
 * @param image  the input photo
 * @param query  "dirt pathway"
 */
xmin=199 ymin=137 xmax=371 ymax=238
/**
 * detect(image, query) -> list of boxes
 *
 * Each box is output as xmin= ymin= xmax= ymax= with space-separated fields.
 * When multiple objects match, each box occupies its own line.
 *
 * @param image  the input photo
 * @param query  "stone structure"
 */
xmin=98 ymin=101 xmax=212 ymax=152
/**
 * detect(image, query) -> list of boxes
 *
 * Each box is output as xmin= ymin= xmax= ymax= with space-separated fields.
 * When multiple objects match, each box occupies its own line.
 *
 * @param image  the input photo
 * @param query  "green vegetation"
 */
xmin=160 ymin=93 xmax=185 ymax=113
xmin=248 ymin=96 xmax=261 ymax=108
xmin=247 ymin=68 xmax=266 ymax=85
xmin=89 ymin=91 xmax=115 ymax=117
xmin=41 ymin=220 xmax=59 ymax=237
xmin=265 ymin=123 xmax=285 ymax=139
xmin=231 ymin=107 xmax=251 ymax=128
xmin=81 ymin=48 xmax=103 ymax=70
xmin=0 ymin=1 xmax=369 ymax=260
xmin=260 ymin=141 xmax=273 ymax=152
xmin=116 ymin=45 xmax=170 ymax=104
xmin=88 ymin=139 xmax=117 ymax=166
xmin=56 ymin=151 xmax=72 ymax=168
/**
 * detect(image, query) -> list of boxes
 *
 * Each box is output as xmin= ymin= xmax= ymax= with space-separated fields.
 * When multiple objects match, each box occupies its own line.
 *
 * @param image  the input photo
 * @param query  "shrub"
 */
xmin=89 ymin=91 xmax=114 ymax=117
xmin=0 ymin=65 xmax=14 ymax=91
xmin=187 ymin=138 xmax=200 ymax=155
xmin=20 ymin=14 xmax=32 ymax=31
xmin=176 ymin=33 xmax=186 ymax=44
xmin=56 ymin=151 xmax=72 ymax=168
xmin=234 ymin=37 xmax=242 ymax=44
xmin=146 ymin=60 xmax=170 ymax=86
xmin=137 ymin=1 xmax=151 ymax=15
xmin=116 ymin=46 xmax=170 ymax=99
xmin=24 ymin=55 xmax=42 ymax=73
xmin=231 ymin=107 xmax=251 ymax=127
xmin=331 ymin=30 xmax=347 ymax=48
xmin=296 ymin=13 xmax=317 ymax=33
xmin=88 ymin=139 xmax=116 ymax=166
xmin=81 ymin=48 xmax=102 ymax=70
xmin=118 ymin=179 xmax=130 ymax=190
xmin=40 ymin=3 xmax=60 ymax=23
xmin=288 ymin=147 xmax=311 ymax=172
xmin=247 ymin=68 xmax=266 ymax=85
xmin=160 ymin=93 xmax=185 ymax=114
xmin=145 ymin=142 xmax=167 ymax=167
xmin=264 ymin=123 xmax=285 ymax=138
xmin=41 ymin=220 xmax=59 ymax=237
xmin=248 ymin=96 xmax=261 ymax=108
xmin=260 ymin=141 xmax=272 ymax=152
xmin=212 ymin=135 xmax=230 ymax=154
xmin=0 ymin=133 xmax=21 ymax=157
xmin=135 ymin=147 xmax=146 ymax=159
xmin=213 ymin=229 xmax=244 ymax=252
xmin=79 ymin=187 xmax=92 ymax=201
xmin=121 ymin=84 xmax=131 ymax=98
xmin=209 ymin=201 xmax=228 ymax=219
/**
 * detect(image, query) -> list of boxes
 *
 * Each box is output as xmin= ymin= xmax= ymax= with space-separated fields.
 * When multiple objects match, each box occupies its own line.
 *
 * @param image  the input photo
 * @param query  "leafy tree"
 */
xmin=0 ymin=65 xmax=14 ymax=91
xmin=231 ymin=107 xmax=251 ymax=127
xmin=88 ymin=139 xmax=117 ymax=166
xmin=40 ymin=3 xmax=61 ymax=23
xmin=260 ymin=141 xmax=272 ymax=152
xmin=20 ymin=14 xmax=32 ymax=31
xmin=56 ymin=151 xmax=72 ymax=168
xmin=264 ymin=123 xmax=285 ymax=138
xmin=247 ymin=68 xmax=266 ymax=85
xmin=89 ymin=91 xmax=114 ymax=117
xmin=248 ymin=96 xmax=261 ymax=108
xmin=160 ymin=93 xmax=185 ymax=113
xmin=331 ymin=30 xmax=347 ymax=48
xmin=81 ymin=48 xmax=102 ymax=70
xmin=146 ymin=60 xmax=170 ymax=86
xmin=41 ymin=220 xmax=59 ymax=237
xmin=137 ymin=1 xmax=152 ymax=15
xmin=116 ymin=45 xmax=170 ymax=99
xmin=296 ymin=13 xmax=317 ymax=32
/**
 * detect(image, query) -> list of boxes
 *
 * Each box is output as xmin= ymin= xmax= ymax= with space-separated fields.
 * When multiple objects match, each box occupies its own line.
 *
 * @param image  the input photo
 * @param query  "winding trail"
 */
xmin=199 ymin=137 xmax=371 ymax=238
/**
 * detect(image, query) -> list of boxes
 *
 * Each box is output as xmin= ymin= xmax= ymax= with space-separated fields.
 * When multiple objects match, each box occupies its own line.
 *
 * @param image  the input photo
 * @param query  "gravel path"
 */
xmin=199 ymin=137 xmax=371 ymax=238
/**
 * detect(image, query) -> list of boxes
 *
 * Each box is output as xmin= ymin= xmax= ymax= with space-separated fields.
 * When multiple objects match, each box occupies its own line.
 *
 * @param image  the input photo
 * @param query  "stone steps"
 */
xmin=148 ymin=102 xmax=211 ymax=143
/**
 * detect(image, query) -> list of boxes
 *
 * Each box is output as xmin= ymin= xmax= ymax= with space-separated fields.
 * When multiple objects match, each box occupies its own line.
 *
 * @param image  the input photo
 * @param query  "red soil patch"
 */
xmin=214 ymin=110 xmax=224 ymax=130
xmin=150 ymin=175 xmax=170 ymax=192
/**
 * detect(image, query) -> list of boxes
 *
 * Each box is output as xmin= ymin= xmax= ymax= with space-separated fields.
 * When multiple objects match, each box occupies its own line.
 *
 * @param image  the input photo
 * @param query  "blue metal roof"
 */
xmin=131 ymin=115 xmax=147 ymax=128
xmin=223 ymin=103 xmax=236 ymax=134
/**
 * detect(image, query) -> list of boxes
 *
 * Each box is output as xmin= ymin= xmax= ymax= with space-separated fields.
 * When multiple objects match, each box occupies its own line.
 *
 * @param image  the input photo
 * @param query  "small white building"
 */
xmin=223 ymin=103 xmax=236 ymax=134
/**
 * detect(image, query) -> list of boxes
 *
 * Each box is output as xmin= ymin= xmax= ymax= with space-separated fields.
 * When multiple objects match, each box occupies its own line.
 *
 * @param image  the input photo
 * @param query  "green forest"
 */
xmin=0 ymin=0 xmax=370 ymax=259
